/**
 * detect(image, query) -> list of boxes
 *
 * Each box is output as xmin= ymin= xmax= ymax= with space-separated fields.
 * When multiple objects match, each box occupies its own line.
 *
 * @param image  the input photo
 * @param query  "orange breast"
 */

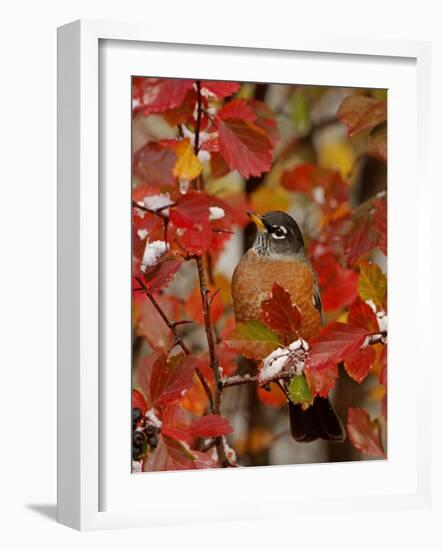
xmin=231 ymin=249 xmax=321 ymax=341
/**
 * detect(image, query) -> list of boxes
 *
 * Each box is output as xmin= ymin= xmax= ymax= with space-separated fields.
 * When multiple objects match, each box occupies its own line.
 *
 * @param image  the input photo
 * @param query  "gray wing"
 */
xmin=312 ymin=275 xmax=324 ymax=325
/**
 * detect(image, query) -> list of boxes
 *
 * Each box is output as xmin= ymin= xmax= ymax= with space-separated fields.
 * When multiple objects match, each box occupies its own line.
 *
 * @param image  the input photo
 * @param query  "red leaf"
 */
xmin=210 ymin=152 xmax=231 ymax=178
xmin=161 ymin=403 xmax=191 ymax=442
xmin=247 ymin=99 xmax=280 ymax=147
xmin=347 ymin=407 xmax=386 ymax=457
xmin=201 ymin=81 xmax=240 ymax=98
xmin=133 ymin=78 xmax=194 ymax=117
xmin=170 ymin=192 xmax=211 ymax=255
xmin=337 ymin=95 xmax=387 ymax=137
xmin=344 ymin=346 xmax=375 ymax=383
xmin=142 ymin=256 xmax=183 ymax=291
xmin=133 ymin=142 xmax=177 ymax=187
xmin=218 ymin=99 xmax=256 ymax=121
xmin=216 ymin=117 xmax=273 ymax=179
xmin=256 ymin=383 xmax=287 ymax=408
xmin=132 ymin=389 xmax=147 ymax=415
xmin=190 ymin=415 xmax=233 ymax=437
xmin=134 ymin=294 xmax=179 ymax=351
xmin=143 ymin=435 xmax=196 ymax=472
xmin=373 ymin=195 xmax=387 ymax=255
xmin=311 ymin=251 xmax=358 ymax=312
xmin=150 ymin=354 xmax=196 ymax=408
xmin=304 ymin=363 xmax=339 ymax=398
xmin=348 ymin=297 xmax=379 ymax=332
xmin=306 ymin=322 xmax=368 ymax=370
xmin=193 ymin=450 xmax=219 ymax=469
xmin=260 ymin=282 xmax=302 ymax=337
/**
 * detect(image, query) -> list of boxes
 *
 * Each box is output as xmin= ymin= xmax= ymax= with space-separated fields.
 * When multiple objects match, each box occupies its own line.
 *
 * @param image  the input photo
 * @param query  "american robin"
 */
xmin=231 ymin=210 xmax=345 ymax=443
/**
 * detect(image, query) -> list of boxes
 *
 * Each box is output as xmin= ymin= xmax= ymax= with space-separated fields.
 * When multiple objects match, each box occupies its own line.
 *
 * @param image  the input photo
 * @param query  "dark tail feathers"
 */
xmin=289 ymin=397 xmax=346 ymax=442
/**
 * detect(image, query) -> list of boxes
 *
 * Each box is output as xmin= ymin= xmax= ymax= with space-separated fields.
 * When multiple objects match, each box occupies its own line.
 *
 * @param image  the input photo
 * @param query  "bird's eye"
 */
xmin=271 ymin=226 xmax=286 ymax=239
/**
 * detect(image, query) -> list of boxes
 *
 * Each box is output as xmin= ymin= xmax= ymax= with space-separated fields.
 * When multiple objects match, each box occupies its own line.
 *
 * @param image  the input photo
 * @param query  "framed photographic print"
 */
xmin=57 ymin=19 xmax=432 ymax=530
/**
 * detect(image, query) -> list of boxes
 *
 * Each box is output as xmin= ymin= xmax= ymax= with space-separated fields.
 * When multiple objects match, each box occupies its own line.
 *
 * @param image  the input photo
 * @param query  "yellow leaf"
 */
xmin=358 ymin=260 xmax=387 ymax=308
xmin=250 ymin=185 xmax=291 ymax=215
xmin=318 ymin=140 xmax=356 ymax=179
xmin=172 ymin=138 xmax=202 ymax=180
xmin=368 ymin=384 xmax=386 ymax=401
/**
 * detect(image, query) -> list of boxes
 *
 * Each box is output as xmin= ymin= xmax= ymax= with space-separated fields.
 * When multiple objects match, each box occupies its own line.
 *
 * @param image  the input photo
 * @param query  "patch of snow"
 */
xmin=179 ymin=179 xmax=191 ymax=194
xmin=312 ymin=186 xmax=325 ymax=205
xmin=377 ymin=310 xmax=388 ymax=332
xmin=137 ymin=229 xmax=148 ymax=240
xmin=222 ymin=437 xmax=237 ymax=463
xmin=132 ymin=460 xmax=142 ymax=473
xmin=141 ymin=240 xmax=169 ymax=270
xmin=143 ymin=193 xmax=173 ymax=214
xmin=209 ymin=206 xmax=225 ymax=221
xmin=259 ymin=347 xmax=290 ymax=383
xmin=365 ymin=299 xmax=377 ymax=313
xmin=197 ymin=149 xmax=211 ymax=163
xmin=145 ymin=408 xmax=162 ymax=428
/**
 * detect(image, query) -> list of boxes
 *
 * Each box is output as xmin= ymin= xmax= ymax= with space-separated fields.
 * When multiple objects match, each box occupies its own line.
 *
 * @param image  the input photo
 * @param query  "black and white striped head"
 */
xmin=248 ymin=210 xmax=305 ymax=257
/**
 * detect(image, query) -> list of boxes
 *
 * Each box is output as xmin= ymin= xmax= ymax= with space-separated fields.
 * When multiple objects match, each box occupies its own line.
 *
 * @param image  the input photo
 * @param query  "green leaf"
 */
xmin=224 ymin=320 xmax=280 ymax=359
xmin=358 ymin=260 xmax=387 ymax=308
xmin=288 ymin=375 xmax=314 ymax=409
xmin=291 ymin=93 xmax=310 ymax=133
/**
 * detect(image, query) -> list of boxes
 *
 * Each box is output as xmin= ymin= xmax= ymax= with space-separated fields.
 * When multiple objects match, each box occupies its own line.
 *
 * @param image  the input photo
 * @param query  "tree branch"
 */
xmin=135 ymin=276 xmax=214 ymax=411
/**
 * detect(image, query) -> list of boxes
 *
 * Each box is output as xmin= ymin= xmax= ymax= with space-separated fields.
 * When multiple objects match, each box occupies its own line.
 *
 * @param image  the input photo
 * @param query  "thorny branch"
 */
xmin=135 ymin=276 xmax=214 ymax=411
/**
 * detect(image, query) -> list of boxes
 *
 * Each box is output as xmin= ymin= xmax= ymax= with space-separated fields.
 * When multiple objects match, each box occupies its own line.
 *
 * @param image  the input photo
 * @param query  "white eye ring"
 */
xmin=270 ymin=225 xmax=287 ymax=239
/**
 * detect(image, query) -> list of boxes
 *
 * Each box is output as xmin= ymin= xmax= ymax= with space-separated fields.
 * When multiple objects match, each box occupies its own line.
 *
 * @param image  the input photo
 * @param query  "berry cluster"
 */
xmin=132 ymin=407 xmax=160 ymax=461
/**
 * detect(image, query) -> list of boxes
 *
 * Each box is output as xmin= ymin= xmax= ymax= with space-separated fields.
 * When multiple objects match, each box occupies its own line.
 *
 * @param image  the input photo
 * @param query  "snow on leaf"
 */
xmin=288 ymin=375 xmax=314 ymax=410
xmin=141 ymin=240 xmax=169 ymax=270
xmin=216 ymin=117 xmax=273 ymax=179
xmin=208 ymin=206 xmax=225 ymax=220
xmin=347 ymin=407 xmax=386 ymax=458
xmin=190 ymin=415 xmax=233 ymax=438
xmin=133 ymin=142 xmax=177 ymax=187
xmin=305 ymin=362 xmax=338 ymax=398
xmin=143 ymin=192 xmax=174 ymax=213
xmin=224 ymin=320 xmax=280 ymax=360
xmin=358 ymin=260 xmax=387 ymax=309
xmin=259 ymin=347 xmax=290 ymax=382
xmin=170 ymin=191 xmax=211 ymax=255
xmin=149 ymin=353 xmax=196 ymax=408
xmin=260 ymin=283 xmax=302 ymax=338
xmin=133 ymin=78 xmax=194 ymax=117
xmin=344 ymin=346 xmax=376 ymax=383
xmin=200 ymin=81 xmax=240 ymax=98
xmin=337 ymin=95 xmax=387 ymax=137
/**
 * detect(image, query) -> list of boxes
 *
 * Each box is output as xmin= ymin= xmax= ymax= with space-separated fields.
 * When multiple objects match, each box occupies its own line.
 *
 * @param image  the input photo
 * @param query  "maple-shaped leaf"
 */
xmin=216 ymin=117 xmax=273 ymax=179
xmin=306 ymin=322 xmax=368 ymax=370
xmin=132 ymin=389 xmax=147 ymax=415
xmin=370 ymin=121 xmax=387 ymax=161
xmin=217 ymin=99 xmax=256 ymax=121
xmin=133 ymin=142 xmax=177 ymax=187
xmin=260 ymin=282 xmax=302 ymax=338
xmin=256 ymin=383 xmax=287 ymax=408
xmin=344 ymin=346 xmax=376 ymax=383
xmin=347 ymin=407 xmax=386 ymax=458
xmin=143 ymin=434 xmax=196 ymax=472
xmin=358 ymin=260 xmax=387 ymax=309
xmin=190 ymin=414 xmax=233 ymax=438
xmin=149 ymin=353 xmax=196 ymax=408
xmin=337 ymin=95 xmax=387 ymax=137
xmin=141 ymin=255 xmax=183 ymax=291
xmin=133 ymin=78 xmax=194 ymax=117
xmin=224 ymin=320 xmax=279 ymax=360
xmin=201 ymin=81 xmax=240 ymax=98
xmin=348 ymin=297 xmax=379 ymax=332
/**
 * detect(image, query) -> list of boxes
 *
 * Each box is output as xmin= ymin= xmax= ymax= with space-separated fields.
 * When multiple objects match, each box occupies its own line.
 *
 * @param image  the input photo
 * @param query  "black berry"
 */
xmin=133 ymin=430 xmax=146 ymax=448
xmin=148 ymin=434 xmax=158 ymax=449
xmin=146 ymin=424 xmax=156 ymax=436
xmin=132 ymin=407 xmax=142 ymax=427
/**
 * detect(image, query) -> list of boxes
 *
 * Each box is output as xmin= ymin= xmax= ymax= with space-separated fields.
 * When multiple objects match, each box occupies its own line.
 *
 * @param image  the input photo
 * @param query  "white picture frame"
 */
xmin=57 ymin=19 xmax=432 ymax=531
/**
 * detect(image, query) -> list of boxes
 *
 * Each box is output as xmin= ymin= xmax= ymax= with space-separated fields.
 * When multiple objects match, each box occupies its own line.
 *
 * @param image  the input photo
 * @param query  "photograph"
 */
xmin=131 ymin=77 xmax=388 ymax=472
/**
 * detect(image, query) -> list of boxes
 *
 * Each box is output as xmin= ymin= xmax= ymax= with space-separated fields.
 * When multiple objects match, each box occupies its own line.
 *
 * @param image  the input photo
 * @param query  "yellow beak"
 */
xmin=247 ymin=211 xmax=266 ymax=232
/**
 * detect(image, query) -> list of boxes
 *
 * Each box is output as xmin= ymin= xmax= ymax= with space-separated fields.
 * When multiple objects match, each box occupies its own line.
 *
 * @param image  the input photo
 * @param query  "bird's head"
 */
xmin=247 ymin=210 xmax=305 ymax=257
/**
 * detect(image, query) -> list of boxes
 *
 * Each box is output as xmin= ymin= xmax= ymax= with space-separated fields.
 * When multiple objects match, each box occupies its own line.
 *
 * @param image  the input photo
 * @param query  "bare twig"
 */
xmin=135 ymin=276 xmax=214 ymax=410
